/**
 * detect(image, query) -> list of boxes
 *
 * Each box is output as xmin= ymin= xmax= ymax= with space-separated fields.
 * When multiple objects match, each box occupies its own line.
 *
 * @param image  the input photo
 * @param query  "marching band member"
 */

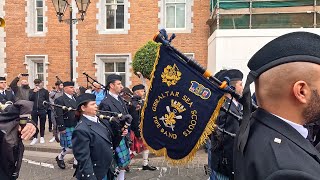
xmin=72 ymin=93 xmax=127 ymax=180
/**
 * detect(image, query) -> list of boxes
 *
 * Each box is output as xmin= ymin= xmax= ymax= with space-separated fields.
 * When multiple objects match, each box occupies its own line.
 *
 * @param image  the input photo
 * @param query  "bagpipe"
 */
xmin=55 ymin=76 xmax=63 ymax=83
xmin=42 ymin=101 xmax=132 ymax=130
xmin=119 ymin=91 xmax=144 ymax=108
xmin=82 ymin=72 xmax=106 ymax=90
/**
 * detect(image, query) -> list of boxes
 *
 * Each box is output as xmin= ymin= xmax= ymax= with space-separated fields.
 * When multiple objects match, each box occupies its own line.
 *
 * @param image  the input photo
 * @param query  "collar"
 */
xmin=83 ymin=114 xmax=98 ymax=123
xmin=273 ymin=114 xmax=308 ymax=139
xmin=109 ymin=91 xmax=119 ymax=101
xmin=64 ymin=93 xmax=73 ymax=100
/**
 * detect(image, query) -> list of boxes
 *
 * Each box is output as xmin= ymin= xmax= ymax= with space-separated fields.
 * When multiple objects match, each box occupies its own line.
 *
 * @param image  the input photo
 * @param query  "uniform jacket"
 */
xmin=234 ymin=108 xmax=320 ymax=180
xmin=99 ymin=93 xmax=129 ymax=115
xmin=29 ymin=88 xmax=49 ymax=111
xmin=72 ymin=116 xmax=119 ymax=180
xmin=211 ymin=97 xmax=242 ymax=177
xmin=0 ymin=90 xmax=15 ymax=104
xmin=54 ymin=93 xmax=77 ymax=131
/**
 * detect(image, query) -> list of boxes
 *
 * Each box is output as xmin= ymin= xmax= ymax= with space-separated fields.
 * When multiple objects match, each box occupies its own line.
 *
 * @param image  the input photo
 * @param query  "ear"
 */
xmin=292 ymin=81 xmax=310 ymax=104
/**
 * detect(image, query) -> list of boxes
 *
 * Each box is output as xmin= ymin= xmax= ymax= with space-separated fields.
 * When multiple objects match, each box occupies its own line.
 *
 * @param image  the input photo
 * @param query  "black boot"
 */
xmin=142 ymin=164 xmax=157 ymax=171
xmin=56 ymin=156 xmax=66 ymax=169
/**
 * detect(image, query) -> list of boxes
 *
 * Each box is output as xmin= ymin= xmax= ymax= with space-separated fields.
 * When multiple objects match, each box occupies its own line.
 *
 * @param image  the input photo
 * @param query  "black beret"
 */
xmin=63 ymin=81 xmax=74 ymax=87
xmin=76 ymin=93 xmax=96 ymax=110
xmin=0 ymin=77 xmax=6 ymax=81
xmin=248 ymin=31 xmax=320 ymax=76
xmin=220 ymin=69 xmax=243 ymax=82
xmin=214 ymin=69 xmax=228 ymax=82
xmin=106 ymin=74 xmax=122 ymax=85
xmin=132 ymin=84 xmax=145 ymax=92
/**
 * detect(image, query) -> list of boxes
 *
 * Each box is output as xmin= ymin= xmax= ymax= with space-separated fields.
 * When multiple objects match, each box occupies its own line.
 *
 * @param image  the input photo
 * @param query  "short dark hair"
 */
xmin=34 ymin=79 xmax=42 ymax=84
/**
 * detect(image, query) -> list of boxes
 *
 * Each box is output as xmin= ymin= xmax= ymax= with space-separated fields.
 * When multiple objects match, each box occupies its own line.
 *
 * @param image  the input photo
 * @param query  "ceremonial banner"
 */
xmin=141 ymin=45 xmax=225 ymax=164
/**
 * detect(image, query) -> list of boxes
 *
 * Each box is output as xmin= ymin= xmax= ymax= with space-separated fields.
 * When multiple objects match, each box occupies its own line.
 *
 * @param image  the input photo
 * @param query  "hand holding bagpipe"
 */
xmin=43 ymin=101 xmax=75 ymax=111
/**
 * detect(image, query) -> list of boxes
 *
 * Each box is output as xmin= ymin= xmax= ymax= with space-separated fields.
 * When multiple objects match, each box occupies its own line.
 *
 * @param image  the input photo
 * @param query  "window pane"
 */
xmin=116 ymin=62 xmax=125 ymax=72
xmin=166 ymin=5 xmax=175 ymax=28
xmin=37 ymin=24 xmax=43 ymax=32
xmin=116 ymin=5 xmax=124 ymax=29
xmin=37 ymin=17 xmax=43 ymax=23
xmin=117 ymin=0 xmax=124 ymax=3
xmin=37 ymin=74 xmax=44 ymax=81
xmin=37 ymin=9 xmax=43 ymax=16
xmin=105 ymin=62 xmax=114 ymax=72
xmin=166 ymin=0 xmax=175 ymax=2
xmin=106 ymin=0 xmax=114 ymax=4
xmin=106 ymin=6 xmax=115 ymax=29
xmin=120 ymin=73 xmax=125 ymax=86
xmin=36 ymin=0 xmax=43 ymax=7
xmin=176 ymin=4 xmax=185 ymax=28
xmin=176 ymin=0 xmax=186 ymax=2
xmin=105 ymin=74 xmax=110 ymax=85
xmin=37 ymin=63 xmax=44 ymax=73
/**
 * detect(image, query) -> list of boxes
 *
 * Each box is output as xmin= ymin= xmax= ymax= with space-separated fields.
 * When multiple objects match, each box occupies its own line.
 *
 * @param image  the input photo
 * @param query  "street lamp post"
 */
xmin=52 ymin=0 xmax=91 ymax=81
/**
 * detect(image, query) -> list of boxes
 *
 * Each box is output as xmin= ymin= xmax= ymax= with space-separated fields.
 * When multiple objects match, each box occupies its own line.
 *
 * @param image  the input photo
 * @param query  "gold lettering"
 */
xmin=175 ymin=92 xmax=180 ymax=97
xmin=153 ymin=116 xmax=161 ymax=128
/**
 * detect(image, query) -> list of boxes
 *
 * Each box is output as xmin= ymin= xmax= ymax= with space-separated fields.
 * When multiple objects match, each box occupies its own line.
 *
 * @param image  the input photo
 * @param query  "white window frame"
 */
xmin=158 ymin=0 xmax=193 ymax=33
xmin=24 ymin=55 xmax=49 ymax=88
xmin=35 ymin=0 xmax=44 ymax=32
xmin=184 ymin=52 xmax=195 ymax=59
xmin=94 ymin=54 xmax=132 ymax=87
xmin=96 ymin=0 xmax=130 ymax=34
xmin=26 ymin=0 xmax=48 ymax=37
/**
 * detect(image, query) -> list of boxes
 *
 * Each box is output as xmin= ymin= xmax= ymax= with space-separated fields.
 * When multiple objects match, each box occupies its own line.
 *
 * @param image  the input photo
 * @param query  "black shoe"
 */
xmin=125 ymin=166 xmax=130 ymax=172
xmin=142 ymin=165 xmax=157 ymax=171
xmin=73 ymin=164 xmax=78 ymax=169
xmin=56 ymin=156 xmax=66 ymax=169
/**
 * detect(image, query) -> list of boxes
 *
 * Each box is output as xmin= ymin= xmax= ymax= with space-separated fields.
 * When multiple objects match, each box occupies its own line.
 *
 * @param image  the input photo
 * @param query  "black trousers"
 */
xmin=47 ymin=109 xmax=52 ymax=130
xmin=32 ymin=110 xmax=47 ymax=138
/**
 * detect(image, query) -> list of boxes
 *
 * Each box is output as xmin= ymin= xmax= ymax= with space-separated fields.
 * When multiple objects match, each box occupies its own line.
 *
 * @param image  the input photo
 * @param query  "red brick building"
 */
xmin=1 ymin=0 xmax=210 ymax=89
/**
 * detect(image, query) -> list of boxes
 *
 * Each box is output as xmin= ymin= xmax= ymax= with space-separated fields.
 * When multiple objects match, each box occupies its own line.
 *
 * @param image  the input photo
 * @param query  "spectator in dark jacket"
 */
xmin=9 ymin=74 xmax=30 ymax=101
xmin=29 ymin=79 xmax=49 ymax=145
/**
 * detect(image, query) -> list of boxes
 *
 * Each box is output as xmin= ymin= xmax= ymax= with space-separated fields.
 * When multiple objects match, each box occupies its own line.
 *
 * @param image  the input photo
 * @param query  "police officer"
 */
xmin=55 ymin=81 xmax=77 ymax=169
xmin=72 ymin=93 xmax=128 ymax=180
xmin=210 ymin=69 xmax=243 ymax=180
xmin=234 ymin=32 xmax=320 ymax=180
xmin=99 ymin=74 xmax=131 ymax=180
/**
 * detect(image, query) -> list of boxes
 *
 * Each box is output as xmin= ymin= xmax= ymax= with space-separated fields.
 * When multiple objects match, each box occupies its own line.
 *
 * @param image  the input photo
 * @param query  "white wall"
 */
xmin=208 ymin=28 xmax=320 ymax=86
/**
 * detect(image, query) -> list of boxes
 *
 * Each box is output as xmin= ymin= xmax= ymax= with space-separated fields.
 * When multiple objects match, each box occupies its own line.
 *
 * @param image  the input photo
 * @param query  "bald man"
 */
xmin=10 ymin=74 xmax=30 ymax=101
xmin=234 ymin=32 xmax=320 ymax=180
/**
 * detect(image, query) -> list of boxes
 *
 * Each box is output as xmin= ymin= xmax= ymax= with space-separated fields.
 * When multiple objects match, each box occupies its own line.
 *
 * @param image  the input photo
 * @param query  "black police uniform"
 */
xmin=234 ymin=32 xmax=320 ymax=180
xmin=0 ymin=90 xmax=15 ymax=104
xmin=54 ymin=93 xmax=77 ymax=132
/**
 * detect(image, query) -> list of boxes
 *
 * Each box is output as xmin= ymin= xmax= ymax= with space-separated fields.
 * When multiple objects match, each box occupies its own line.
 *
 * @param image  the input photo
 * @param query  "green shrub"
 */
xmin=132 ymin=41 xmax=161 ymax=80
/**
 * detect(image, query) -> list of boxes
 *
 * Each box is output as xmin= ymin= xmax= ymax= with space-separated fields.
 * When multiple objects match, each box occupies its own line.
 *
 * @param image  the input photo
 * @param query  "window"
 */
xmin=106 ymin=0 xmax=124 ymax=29
xmin=26 ymin=0 xmax=47 ymax=36
xmin=24 ymin=55 xmax=49 ymax=88
xmin=105 ymin=62 xmax=126 ymax=85
xmin=95 ymin=54 xmax=132 ymax=87
xmin=97 ymin=0 xmax=130 ymax=34
xmin=35 ymin=62 xmax=44 ymax=81
xmin=159 ymin=0 xmax=193 ymax=33
xmin=36 ymin=0 xmax=44 ymax=32
xmin=184 ymin=53 xmax=195 ymax=60
xmin=165 ymin=0 xmax=186 ymax=29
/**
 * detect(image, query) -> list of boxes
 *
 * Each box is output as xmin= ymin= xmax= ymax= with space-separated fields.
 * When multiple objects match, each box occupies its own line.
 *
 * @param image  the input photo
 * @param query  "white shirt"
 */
xmin=109 ymin=91 xmax=119 ymax=101
xmin=273 ymin=114 xmax=308 ymax=139
xmin=64 ymin=93 xmax=74 ymax=100
xmin=83 ymin=114 xmax=98 ymax=123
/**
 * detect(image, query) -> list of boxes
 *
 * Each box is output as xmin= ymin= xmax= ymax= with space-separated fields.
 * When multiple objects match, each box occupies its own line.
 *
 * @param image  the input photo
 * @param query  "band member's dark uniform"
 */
xmin=54 ymin=81 xmax=77 ymax=169
xmin=129 ymin=84 xmax=156 ymax=171
xmin=72 ymin=93 xmax=126 ymax=180
xmin=210 ymin=69 xmax=243 ymax=180
xmin=99 ymin=74 xmax=131 ymax=180
xmin=234 ymin=32 xmax=320 ymax=180
xmin=0 ymin=76 xmax=15 ymax=104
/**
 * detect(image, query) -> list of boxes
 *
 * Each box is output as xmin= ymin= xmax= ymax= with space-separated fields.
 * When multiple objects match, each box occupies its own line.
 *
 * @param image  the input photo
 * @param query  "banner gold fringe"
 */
xmin=140 ymin=45 xmax=226 ymax=165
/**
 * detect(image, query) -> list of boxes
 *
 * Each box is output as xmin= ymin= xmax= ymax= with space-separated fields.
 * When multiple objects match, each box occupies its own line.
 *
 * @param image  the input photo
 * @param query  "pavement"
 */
xmin=19 ymin=121 xmax=210 ymax=179
xmin=19 ymin=149 xmax=209 ymax=180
